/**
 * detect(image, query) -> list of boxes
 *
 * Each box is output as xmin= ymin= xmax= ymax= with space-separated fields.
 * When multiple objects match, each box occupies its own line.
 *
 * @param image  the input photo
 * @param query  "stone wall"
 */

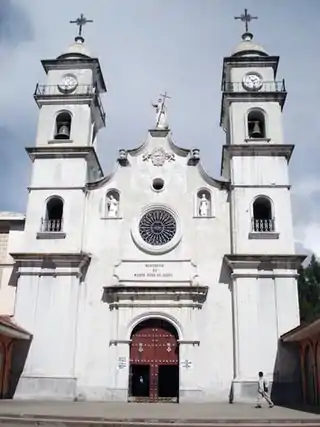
xmin=0 ymin=232 xmax=9 ymax=263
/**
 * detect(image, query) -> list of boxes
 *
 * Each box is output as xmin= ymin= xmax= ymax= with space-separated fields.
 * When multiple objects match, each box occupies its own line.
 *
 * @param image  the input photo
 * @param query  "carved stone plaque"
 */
xmin=143 ymin=147 xmax=175 ymax=166
xmin=114 ymin=259 xmax=197 ymax=283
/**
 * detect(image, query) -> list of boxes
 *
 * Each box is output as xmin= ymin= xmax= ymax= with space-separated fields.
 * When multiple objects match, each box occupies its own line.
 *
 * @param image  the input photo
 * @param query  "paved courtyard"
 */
xmin=0 ymin=401 xmax=319 ymax=424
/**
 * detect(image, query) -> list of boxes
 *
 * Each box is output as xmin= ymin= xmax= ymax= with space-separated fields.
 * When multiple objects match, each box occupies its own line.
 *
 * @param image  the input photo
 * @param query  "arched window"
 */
xmin=43 ymin=197 xmax=64 ymax=232
xmin=247 ymin=110 xmax=266 ymax=139
xmin=196 ymin=189 xmax=212 ymax=217
xmin=54 ymin=111 xmax=71 ymax=140
xmin=252 ymin=196 xmax=274 ymax=232
xmin=106 ymin=190 xmax=120 ymax=218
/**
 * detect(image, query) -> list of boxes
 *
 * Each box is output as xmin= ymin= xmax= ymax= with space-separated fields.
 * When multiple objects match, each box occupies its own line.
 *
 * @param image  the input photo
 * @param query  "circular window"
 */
xmin=131 ymin=204 xmax=181 ymax=254
xmin=152 ymin=178 xmax=164 ymax=191
xmin=139 ymin=209 xmax=176 ymax=246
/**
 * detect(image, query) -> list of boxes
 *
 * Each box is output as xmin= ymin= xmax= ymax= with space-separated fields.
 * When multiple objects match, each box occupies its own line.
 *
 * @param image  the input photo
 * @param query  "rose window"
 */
xmin=139 ymin=209 xmax=177 ymax=246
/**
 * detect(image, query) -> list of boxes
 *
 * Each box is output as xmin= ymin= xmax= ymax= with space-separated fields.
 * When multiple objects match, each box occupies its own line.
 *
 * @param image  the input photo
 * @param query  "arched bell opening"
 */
xmin=54 ymin=111 xmax=72 ymax=140
xmin=129 ymin=318 xmax=179 ymax=403
xmin=247 ymin=110 xmax=266 ymax=139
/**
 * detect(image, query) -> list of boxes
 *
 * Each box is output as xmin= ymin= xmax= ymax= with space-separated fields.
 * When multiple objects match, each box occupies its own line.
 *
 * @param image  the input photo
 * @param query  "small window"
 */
xmin=54 ymin=112 xmax=71 ymax=140
xmin=106 ymin=190 xmax=120 ymax=218
xmin=152 ymin=178 xmax=164 ymax=191
xmin=252 ymin=197 xmax=274 ymax=232
xmin=196 ymin=189 xmax=212 ymax=217
xmin=42 ymin=197 xmax=64 ymax=232
xmin=248 ymin=110 xmax=266 ymax=139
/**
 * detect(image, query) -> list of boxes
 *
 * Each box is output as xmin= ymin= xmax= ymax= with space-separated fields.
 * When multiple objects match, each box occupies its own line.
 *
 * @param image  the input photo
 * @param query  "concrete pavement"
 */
xmin=0 ymin=401 xmax=319 ymax=426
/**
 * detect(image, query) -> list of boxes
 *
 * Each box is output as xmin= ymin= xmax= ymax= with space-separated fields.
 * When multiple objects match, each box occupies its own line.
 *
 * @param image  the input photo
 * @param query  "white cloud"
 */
xmin=295 ymin=223 xmax=320 ymax=258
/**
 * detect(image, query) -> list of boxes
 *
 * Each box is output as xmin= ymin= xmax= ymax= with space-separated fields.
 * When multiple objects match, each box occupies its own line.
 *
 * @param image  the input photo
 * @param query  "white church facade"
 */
xmin=0 ymin=13 xmax=305 ymax=402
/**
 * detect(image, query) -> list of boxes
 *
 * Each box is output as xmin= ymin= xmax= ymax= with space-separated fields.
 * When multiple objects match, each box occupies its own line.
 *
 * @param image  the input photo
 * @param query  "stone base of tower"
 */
xmin=231 ymin=379 xmax=301 ymax=405
xmin=231 ymin=379 xmax=265 ymax=403
xmin=14 ymin=376 xmax=77 ymax=401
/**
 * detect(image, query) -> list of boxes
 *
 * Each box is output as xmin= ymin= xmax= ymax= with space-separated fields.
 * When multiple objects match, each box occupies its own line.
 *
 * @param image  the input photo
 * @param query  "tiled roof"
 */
xmin=0 ymin=315 xmax=31 ymax=340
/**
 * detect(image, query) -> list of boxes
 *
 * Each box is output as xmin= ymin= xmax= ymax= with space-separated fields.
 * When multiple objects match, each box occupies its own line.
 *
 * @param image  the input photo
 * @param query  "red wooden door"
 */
xmin=130 ymin=319 xmax=179 ymax=401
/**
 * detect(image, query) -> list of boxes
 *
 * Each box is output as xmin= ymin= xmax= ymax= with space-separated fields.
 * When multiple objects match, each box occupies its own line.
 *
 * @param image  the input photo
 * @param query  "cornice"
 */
xmin=10 ymin=252 xmax=91 ymax=280
xmin=25 ymin=145 xmax=104 ymax=178
xmin=11 ymin=251 xmax=90 ymax=264
xmin=41 ymin=57 xmax=106 ymax=92
xmin=224 ymin=254 xmax=306 ymax=271
xmin=223 ymin=144 xmax=294 ymax=158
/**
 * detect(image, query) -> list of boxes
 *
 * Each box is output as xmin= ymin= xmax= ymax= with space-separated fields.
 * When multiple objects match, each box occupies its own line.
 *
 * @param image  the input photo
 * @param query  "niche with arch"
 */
xmin=105 ymin=189 xmax=121 ymax=219
xmin=247 ymin=109 xmax=267 ymax=140
xmin=54 ymin=111 xmax=72 ymax=140
xmin=195 ymin=189 xmax=212 ymax=218
xmin=249 ymin=196 xmax=279 ymax=239
xmin=37 ymin=196 xmax=66 ymax=239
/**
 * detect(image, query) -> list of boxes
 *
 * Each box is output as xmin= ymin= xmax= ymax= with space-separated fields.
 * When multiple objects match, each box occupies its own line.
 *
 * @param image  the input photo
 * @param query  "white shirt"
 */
xmin=258 ymin=377 xmax=268 ymax=392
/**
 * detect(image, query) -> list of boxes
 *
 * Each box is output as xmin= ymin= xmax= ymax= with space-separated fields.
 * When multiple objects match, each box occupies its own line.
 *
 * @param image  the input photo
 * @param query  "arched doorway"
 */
xmin=129 ymin=318 xmax=179 ymax=402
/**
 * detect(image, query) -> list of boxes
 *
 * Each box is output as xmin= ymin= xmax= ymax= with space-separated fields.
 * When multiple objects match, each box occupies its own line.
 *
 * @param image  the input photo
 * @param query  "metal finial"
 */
xmin=70 ymin=13 xmax=93 ymax=42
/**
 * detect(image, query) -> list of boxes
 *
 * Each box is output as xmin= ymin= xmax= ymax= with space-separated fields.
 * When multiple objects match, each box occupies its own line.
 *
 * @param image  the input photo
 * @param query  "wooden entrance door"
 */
xmin=129 ymin=318 xmax=179 ymax=402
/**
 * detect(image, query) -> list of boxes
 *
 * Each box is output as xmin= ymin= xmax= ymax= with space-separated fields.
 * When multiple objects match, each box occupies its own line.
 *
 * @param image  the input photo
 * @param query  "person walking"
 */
xmin=255 ymin=371 xmax=274 ymax=408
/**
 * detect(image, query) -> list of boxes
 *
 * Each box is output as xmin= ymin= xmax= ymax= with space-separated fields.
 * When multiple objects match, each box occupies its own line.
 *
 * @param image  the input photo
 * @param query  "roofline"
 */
xmin=87 ymin=129 xmax=229 ymax=190
xmin=0 ymin=317 xmax=32 ymax=340
xmin=281 ymin=318 xmax=320 ymax=342
xmin=0 ymin=214 xmax=25 ymax=222
xmin=231 ymin=50 xmax=269 ymax=58
xmin=41 ymin=57 xmax=107 ymax=92
xmin=222 ymin=55 xmax=280 ymax=81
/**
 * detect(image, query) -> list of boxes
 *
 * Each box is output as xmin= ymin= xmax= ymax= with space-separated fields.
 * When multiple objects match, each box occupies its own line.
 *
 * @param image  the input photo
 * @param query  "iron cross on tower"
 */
xmin=70 ymin=13 xmax=93 ymax=42
xmin=234 ymin=8 xmax=258 ymax=33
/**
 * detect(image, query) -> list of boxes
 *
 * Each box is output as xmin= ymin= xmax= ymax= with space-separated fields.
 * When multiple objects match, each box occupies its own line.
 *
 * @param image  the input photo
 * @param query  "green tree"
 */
xmin=298 ymin=255 xmax=320 ymax=323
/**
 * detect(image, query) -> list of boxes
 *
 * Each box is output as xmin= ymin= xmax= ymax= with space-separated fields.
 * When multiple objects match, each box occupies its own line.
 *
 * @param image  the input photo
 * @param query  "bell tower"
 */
xmin=221 ymin=11 xmax=305 ymax=402
xmin=221 ymin=9 xmax=291 ymax=253
xmin=23 ymin=15 xmax=106 ymax=248
xmin=34 ymin=14 xmax=106 ymax=147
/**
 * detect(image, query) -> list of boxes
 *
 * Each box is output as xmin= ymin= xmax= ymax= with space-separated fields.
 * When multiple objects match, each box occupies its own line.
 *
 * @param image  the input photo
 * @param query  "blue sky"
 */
xmin=0 ymin=0 xmax=320 ymax=254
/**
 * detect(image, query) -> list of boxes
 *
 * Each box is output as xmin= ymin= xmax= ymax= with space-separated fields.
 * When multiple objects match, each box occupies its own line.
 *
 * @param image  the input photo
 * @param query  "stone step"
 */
xmin=0 ymin=415 xmax=320 ymax=427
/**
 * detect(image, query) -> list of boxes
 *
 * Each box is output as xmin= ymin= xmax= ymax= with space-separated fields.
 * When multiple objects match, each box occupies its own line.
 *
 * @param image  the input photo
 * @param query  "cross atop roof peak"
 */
xmin=70 ymin=13 xmax=93 ymax=43
xmin=234 ymin=8 xmax=258 ymax=35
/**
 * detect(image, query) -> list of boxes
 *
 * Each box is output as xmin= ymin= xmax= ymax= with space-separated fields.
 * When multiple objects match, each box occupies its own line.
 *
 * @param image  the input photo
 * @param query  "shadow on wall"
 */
xmin=271 ymin=339 xmax=302 ymax=406
xmin=7 ymin=338 xmax=31 ymax=399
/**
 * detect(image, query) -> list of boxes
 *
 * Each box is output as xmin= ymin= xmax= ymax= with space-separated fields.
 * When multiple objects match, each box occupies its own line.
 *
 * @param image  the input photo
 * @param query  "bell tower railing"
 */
xmin=40 ymin=218 xmax=63 ymax=233
xmin=34 ymin=83 xmax=106 ymax=125
xmin=222 ymin=80 xmax=286 ymax=93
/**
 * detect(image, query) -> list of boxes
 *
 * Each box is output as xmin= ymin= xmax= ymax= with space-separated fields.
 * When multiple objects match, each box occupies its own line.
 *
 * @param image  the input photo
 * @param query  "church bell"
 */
xmin=251 ymin=121 xmax=262 ymax=138
xmin=55 ymin=124 xmax=70 ymax=140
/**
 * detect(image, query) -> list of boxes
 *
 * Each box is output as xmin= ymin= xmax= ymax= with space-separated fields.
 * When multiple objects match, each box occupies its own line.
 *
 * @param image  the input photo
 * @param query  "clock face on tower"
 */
xmin=242 ymin=73 xmax=263 ymax=91
xmin=58 ymin=74 xmax=78 ymax=93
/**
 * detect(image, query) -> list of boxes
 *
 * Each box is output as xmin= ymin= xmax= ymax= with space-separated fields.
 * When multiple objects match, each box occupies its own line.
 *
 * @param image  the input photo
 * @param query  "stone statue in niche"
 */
xmin=199 ymin=193 xmax=209 ymax=217
xmin=107 ymin=194 xmax=119 ymax=217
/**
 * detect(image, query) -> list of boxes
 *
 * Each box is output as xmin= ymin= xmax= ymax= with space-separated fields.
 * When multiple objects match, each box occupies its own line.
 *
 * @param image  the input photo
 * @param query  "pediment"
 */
xmin=87 ymin=129 xmax=228 ymax=190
